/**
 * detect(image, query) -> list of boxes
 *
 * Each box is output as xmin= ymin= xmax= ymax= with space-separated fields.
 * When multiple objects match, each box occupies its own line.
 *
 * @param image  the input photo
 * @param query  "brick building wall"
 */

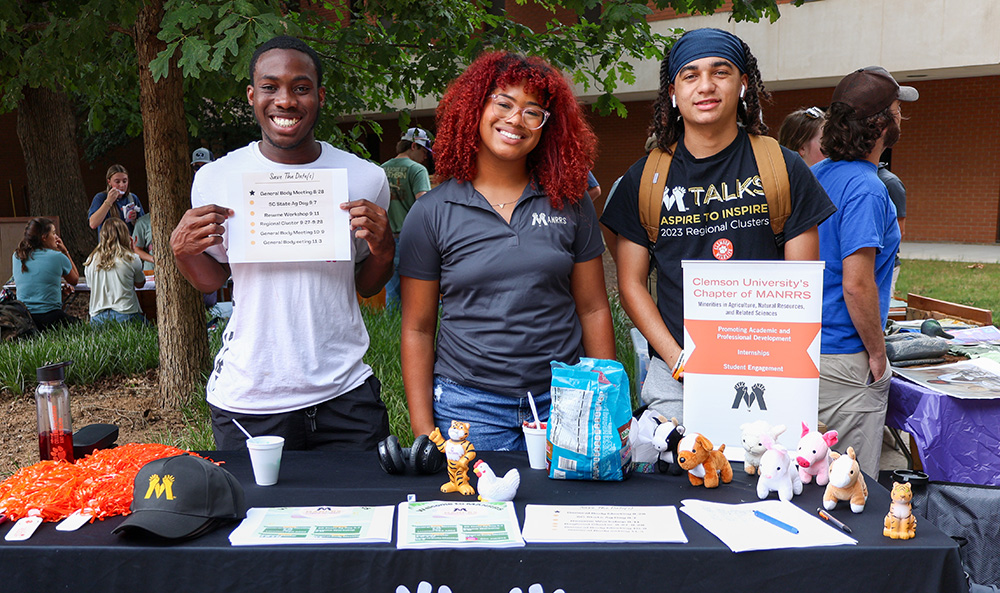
xmin=764 ymin=76 xmax=1000 ymax=244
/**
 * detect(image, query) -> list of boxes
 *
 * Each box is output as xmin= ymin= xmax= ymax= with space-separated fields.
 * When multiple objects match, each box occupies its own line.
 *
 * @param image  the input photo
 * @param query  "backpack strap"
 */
xmin=748 ymin=134 xmax=791 ymax=238
xmin=639 ymin=136 xmax=792 ymax=245
xmin=638 ymin=145 xmax=677 ymax=244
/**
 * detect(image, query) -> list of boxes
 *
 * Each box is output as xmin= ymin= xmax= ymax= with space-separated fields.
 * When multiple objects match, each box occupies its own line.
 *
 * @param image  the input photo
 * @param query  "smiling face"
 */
xmin=247 ymin=48 xmax=326 ymax=164
xmin=477 ymin=84 xmax=544 ymax=172
xmin=41 ymin=228 xmax=59 ymax=250
xmin=108 ymin=172 xmax=129 ymax=195
xmin=669 ymin=56 xmax=748 ymax=132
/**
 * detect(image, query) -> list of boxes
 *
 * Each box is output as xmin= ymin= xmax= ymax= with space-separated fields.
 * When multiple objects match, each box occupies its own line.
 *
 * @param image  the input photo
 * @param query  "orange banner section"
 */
xmin=685 ymin=320 xmax=820 ymax=379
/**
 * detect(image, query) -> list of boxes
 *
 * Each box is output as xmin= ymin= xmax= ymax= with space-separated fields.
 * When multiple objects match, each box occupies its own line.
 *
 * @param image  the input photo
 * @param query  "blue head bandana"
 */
xmin=667 ymin=28 xmax=747 ymax=84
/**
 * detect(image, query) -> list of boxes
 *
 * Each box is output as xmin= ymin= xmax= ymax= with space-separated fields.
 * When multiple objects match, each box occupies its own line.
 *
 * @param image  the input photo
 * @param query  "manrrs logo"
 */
xmin=144 ymin=474 xmax=176 ymax=500
xmin=531 ymin=213 xmax=567 ymax=226
xmin=663 ymin=186 xmax=688 ymax=212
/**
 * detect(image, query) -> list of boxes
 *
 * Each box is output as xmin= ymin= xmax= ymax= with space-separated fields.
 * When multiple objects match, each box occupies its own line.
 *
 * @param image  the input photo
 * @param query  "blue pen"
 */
xmin=753 ymin=510 xmax=799 ymax=534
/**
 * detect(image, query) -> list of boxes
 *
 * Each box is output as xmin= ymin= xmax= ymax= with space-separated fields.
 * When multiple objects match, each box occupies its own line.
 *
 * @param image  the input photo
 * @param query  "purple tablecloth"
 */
xmin=887 ymin=375 xmax=1000 ymax=485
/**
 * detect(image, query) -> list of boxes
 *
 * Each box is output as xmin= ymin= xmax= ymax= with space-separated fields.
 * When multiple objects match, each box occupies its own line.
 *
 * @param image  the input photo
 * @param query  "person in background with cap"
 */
xmin=170 ymin=35 xmax=393 ymax=452
xmin=192 ymin=147 xmax=213 ymax=172
xmin=812 ymin=66 xmax=918 ymax=476
xmin=601 ymin=28 xmax=835 ymax=422
xmin=381 ymin=128 xmax=433 ymax=310
xmin=130 ymin=149 xmax=216 ymax=273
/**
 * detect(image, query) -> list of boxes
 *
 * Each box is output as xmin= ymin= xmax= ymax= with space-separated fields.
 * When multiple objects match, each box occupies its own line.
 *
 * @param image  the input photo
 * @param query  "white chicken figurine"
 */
xmin=473 ymin=460 xmax=520 ymax=502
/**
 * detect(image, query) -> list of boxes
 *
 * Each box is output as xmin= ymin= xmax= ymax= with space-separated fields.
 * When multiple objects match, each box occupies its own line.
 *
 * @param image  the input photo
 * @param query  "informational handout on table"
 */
xmin=396 ymin=501 xmax=525 ymax=549
xmin=228 ymin=506 xmax=394 ymax=545
xmin=521 ymin=504 xmax=687 ymax=544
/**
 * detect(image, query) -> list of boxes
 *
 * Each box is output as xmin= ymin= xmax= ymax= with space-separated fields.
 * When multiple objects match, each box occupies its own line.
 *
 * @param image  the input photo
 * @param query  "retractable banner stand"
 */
xmin=682 ymin=260 xmax=825 ymax=461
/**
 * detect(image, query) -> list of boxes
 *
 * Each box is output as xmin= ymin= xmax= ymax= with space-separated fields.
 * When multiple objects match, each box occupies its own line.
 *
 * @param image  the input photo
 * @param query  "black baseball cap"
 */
xmin=831 ymin=66 xmax=918 ymax=120
xmin=112 ymin=454 xmax=246 ymax=539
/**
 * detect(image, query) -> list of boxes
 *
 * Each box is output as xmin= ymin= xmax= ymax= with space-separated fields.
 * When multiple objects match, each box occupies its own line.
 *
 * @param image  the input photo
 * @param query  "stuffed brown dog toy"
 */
xmin=677 ymin=433 xmax=733 ymax=488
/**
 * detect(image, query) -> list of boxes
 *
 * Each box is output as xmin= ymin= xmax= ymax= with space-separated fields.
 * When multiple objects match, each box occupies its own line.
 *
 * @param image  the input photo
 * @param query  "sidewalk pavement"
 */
xmin=900 ymin=242 xmax=1000 ymax=264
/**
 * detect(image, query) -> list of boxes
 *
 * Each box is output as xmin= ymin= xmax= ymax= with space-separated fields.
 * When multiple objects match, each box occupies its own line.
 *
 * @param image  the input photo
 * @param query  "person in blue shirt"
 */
xmin=12 ymin=217 xmax=81 ymax=331
xmin=88 ymin=164 xmax=146 ymax=234
xmin=813 ymin=66 xmax=917 ymax=476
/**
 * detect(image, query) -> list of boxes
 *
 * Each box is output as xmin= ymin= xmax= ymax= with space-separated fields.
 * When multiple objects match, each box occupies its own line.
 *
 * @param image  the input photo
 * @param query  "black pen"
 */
xmin=817 ymin=507 xmax=852 ymax=534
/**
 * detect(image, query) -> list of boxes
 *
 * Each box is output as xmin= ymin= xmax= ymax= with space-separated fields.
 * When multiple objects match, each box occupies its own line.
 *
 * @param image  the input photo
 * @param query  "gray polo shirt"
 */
xmin=399 ymin=178 xmax=605 ymax=396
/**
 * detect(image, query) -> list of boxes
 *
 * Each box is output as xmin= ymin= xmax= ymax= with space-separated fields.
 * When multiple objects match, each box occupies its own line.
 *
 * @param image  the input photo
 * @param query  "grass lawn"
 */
xmin=895 ymin=258 xmax=1000 ymax=325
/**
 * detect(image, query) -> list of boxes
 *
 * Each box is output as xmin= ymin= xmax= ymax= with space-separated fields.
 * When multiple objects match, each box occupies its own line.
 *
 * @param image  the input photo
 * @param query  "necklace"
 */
xmin=488 ymin=197 xmax=520 ymax=209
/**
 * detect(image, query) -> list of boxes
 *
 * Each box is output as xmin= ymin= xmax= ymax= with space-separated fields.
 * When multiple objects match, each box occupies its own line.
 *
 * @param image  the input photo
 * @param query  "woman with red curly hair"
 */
xmin=398 ymin=52 xmax=615 ymax=451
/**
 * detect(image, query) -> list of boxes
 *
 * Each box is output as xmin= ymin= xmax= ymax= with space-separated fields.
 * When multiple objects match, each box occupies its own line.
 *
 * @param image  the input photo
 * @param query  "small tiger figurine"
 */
xmin=429 ymin=421 xmax=477 ymax=496
xmin=884 ymin=481 xmax=916 ymax=540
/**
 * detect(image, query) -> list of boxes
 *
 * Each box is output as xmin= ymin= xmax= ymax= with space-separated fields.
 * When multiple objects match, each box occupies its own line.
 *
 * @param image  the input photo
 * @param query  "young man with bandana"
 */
xmin=813 ymin=67 xmax=916 ymax=476
xmin=601 ymin=28 xmax=835 ymax=422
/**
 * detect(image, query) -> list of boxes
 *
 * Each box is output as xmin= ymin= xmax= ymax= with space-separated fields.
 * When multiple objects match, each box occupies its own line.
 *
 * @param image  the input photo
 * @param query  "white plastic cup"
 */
xmin=246 ymin=435 xmax=284 ymax=486
xmin=522 ymin=422 xmax=547 ymax=470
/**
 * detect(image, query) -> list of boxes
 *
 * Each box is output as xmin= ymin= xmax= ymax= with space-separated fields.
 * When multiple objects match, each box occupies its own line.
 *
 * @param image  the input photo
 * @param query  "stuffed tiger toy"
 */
xmin=429 ymin=421 xmax=477 ymax=495
xmin=883 ymin=481 xmax=916 ymax=540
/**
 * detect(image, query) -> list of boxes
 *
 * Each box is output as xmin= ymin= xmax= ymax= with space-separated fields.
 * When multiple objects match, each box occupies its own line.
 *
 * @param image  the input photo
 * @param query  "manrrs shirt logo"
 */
xmin=144 ymin=474 xmax=176 ymax=500
xmin=531 ymin=213 xmax=567 ymax=226
xmin=663 ymin=186 xmax=688 ymax=212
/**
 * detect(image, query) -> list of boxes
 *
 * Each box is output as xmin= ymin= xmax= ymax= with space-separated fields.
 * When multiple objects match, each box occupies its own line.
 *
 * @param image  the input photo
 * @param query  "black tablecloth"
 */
xmin=0 ymin=450 xmax=966 ymax=593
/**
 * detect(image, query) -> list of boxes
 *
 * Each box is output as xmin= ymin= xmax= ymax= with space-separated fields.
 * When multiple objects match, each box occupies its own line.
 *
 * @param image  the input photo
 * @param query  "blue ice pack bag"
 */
xmin=547 ymin=358 xmax=633 ymax=481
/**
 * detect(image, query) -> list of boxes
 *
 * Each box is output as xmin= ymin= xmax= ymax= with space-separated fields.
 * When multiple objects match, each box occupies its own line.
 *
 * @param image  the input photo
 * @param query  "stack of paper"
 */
xmin=679 ymin=499 xmax=856 ymax=553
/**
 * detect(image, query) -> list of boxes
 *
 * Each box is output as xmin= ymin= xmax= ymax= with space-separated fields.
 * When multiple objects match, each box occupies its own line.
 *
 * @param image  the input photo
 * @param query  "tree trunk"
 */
xmin=15 ymin=87 xmax=93 ymax=267
xmin=134 ymin=0 xmax=210 ymax=408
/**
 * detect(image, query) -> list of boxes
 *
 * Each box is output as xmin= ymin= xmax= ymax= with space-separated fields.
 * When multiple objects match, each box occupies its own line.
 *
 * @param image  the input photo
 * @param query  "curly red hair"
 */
xmin=434 ymin=52 xmax=597 ymax=209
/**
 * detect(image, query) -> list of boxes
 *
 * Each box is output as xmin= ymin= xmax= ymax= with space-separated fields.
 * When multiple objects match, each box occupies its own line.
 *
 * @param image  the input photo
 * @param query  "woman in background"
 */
xmin=84 ymin=218 xmax=147 ymax=325
xmin=778 ymin=106 xmax=827 ymax=167
xmin=12 ymin=217 xmax=80 ymax=331
xmin=399 ymin=52 xmax=615 ymax=450
xmin=88 ymin=164 xmax=146 ymax=233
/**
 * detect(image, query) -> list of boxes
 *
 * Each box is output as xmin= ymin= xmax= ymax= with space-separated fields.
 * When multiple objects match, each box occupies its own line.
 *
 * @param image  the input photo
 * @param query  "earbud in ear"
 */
xmin=671 ymin=95 xmax=677 ymax=108
xmin=740 ymin=85 xmax=746 ymax=98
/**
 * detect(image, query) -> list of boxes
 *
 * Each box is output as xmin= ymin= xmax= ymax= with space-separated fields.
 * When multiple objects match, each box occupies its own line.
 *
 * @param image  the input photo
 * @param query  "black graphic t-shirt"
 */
xmin=601 ymin=130 xmax=835 ymax=357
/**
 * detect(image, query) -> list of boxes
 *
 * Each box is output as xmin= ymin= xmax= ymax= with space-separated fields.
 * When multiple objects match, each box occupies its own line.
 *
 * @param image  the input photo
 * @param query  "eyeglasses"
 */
xmin=489 ymin=94 xmax=550 ymax=130
xmin=804 ymin=106 xmax=825 ymax=119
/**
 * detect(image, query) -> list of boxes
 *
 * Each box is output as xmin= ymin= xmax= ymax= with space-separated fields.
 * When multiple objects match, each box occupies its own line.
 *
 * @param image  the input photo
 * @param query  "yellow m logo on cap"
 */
xmin=144 ymin=474 xmax=176 ymax=500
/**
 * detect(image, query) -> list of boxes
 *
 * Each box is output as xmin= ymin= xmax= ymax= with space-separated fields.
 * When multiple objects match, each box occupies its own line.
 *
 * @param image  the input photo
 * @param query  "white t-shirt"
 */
xmin=192 ymin=141 xmax=391 ymax=414
xmin=85 ymin=255 xmax=144 ymax=316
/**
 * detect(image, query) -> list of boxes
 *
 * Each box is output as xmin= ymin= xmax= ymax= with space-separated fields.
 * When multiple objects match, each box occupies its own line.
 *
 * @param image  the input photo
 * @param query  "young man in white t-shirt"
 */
xmin=170 ymin=36 xmax=395 ymax=451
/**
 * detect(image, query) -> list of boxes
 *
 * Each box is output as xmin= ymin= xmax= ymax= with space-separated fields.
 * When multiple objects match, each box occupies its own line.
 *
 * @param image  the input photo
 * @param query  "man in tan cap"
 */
xmin=813 ymin=66 xmax=918 ymax=476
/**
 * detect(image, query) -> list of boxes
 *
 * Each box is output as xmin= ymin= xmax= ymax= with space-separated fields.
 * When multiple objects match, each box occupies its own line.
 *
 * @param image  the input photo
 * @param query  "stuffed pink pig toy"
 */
xmin=796 ymin=422 xmax=838 ymax=486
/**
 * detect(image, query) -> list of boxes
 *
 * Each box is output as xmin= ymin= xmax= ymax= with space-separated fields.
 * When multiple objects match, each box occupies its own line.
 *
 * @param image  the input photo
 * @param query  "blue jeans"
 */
xmin=432 ymin=376 xmax=550 ymax=451
xmin=90 ymin=310 xmax=147 ymax=325
xmin=384 ymin=236 xmax=401 ymax=311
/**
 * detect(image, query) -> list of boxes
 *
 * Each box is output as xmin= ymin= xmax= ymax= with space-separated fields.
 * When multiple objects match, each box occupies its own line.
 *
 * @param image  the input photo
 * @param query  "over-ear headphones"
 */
xmin=740 ymin=85 xmax=746 ymax=98
xmin=377 ymin=434 xmax=445 ymax=475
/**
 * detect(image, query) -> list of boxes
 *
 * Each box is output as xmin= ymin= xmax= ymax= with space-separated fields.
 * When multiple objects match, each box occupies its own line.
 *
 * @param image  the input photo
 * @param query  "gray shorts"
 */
xmin=641 ymin=355 xmax=685 ymax=422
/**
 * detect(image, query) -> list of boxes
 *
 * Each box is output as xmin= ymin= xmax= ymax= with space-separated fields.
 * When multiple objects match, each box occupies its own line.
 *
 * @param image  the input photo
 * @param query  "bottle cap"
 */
xmin=36 ymin=361 xmax=73 ymax=382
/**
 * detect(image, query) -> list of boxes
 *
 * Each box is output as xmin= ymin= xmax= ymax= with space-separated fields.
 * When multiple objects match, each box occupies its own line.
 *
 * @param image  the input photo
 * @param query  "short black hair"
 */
xmin=249 ymin=36 xmax=323 ymax=85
